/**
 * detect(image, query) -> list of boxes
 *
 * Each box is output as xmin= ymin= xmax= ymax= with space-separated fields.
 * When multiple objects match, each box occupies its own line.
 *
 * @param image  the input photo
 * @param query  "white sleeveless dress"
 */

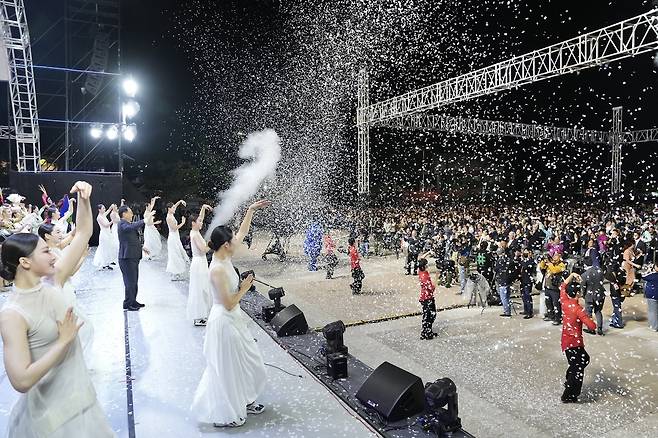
xmin=186 ymin=231 xmax=212 ymax=321
xmin=1 ymin=283 xmax=115 ymax=438
xmin=166 ymin=219 xmax=189 ymax=275
xmin=191 ymin=257 xmax=267 ymax=425
xmin=109 ymin=212 xmax=120 ymax=264
xmin=143 ymin=220 xmax=162 ymax=259
xmin=49 ymin=247 xmax=94 ymax=357
xmin=93 ymin=214 xmax=115 ymax=268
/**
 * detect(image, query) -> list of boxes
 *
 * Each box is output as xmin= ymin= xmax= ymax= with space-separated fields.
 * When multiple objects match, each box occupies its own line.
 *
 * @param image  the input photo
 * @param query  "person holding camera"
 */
xmin=418 ymin=257 xmax=438 ymax=340
xmin=191 ymin=199 xmax=270 ymax=428
xmin=559 ymin=272 xmax=596 ymax=403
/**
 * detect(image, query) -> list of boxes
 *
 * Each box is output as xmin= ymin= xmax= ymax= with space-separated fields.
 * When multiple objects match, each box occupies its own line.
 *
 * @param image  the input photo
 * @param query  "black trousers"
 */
xmin=406 ymin=252 xmax=418 ymax=274
xmin=420 ymin=298 xmax=437 ymax=337
xmin=546 ymin=288 xmax=561 ymax=321
xmin=351 ymin=267 xmax=364 ymax=294
xmin=119 ymin=258 xmax=140 ymax=308
xmin=325 ymin=253 xmax=338 ymax=278
xmin=563 ymin=346 xmax=590 ymax=400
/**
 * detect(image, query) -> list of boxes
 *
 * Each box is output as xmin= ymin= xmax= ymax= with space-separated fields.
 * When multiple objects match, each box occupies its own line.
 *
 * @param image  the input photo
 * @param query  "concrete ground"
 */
xmin=239 ymin=231 xmax=658 ymax=438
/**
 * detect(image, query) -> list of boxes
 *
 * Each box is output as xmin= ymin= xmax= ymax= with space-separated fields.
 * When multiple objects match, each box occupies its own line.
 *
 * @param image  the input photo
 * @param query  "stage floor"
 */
xmin=0 ymin=249 xmax=377 ymax=438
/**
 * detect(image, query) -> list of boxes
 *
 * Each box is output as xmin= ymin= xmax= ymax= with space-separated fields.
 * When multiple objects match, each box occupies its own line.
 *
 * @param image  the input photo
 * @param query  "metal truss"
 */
xmin=380 ymin=114 xmax=612 ymax=144
xmin=357 ymin=68 xmax=370 ymax=195
xmin=611 ymin=107 xmax=623 ymax=195
xmin=624 ymin=128 xmax=658 ymax=144
xmin=0 ymin=125 xmax=16 ymax=139
xmin=361 ymin=9 xmax=658 ymax=125
xmin=0 ymin=0 xmax=41 ymax=171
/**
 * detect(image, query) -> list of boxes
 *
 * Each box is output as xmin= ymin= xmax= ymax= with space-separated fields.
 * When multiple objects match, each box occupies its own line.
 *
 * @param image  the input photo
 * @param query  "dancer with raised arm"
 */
xmin=93 ymin=204 xmax=115 ymax=270
xmin=187 ymin=204 xmax=213 ymax=326
xmin=191 ymin=199 xmax=270 ymax=428
xmin=118 ymin=205 xmax=154 ymax=311
xmin=0 ymin=181 xmax=116 ymax=437
xmin=109 ymin=203 xmax=120 ymax=265
xmin=166 ymin=200 xmax=190 ymax=281
xmin=143 ymin=196 xmax=163 ymax=260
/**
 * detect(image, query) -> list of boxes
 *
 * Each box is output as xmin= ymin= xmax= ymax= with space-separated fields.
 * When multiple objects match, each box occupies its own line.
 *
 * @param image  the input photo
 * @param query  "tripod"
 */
xmin=466 ymin=274 xmax=488 ymax=315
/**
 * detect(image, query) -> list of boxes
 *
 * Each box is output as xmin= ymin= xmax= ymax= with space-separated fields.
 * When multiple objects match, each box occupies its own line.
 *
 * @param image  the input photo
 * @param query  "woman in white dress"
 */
xmin=142 ymin=196 xmax=163 ymax=260
xmin=0 ymin=181 xmax=116 ymax=438
xmin=191 ymin=199 xmax=270 ymax=428
xmin=187 ymin=204 xmax=213 ymax=326
xmin=109 ymin=204 xmax=120 ymax=265
xmin=166 ymin=200 xmax=190 ymax=280
xmin=93 ymin=204 xmax=115 ymax=270
xmin=38 ymin=222 xmax=94 ymax=356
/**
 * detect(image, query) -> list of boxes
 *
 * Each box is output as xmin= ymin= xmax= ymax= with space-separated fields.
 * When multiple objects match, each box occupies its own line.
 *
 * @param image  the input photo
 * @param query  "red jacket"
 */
xmin=324 ymin=235 xmax=336 ymax=254
xmin=560 ymin=283 xmax=596 ymax=351
xmin=419 ymin=270 xmax=435 ymax=301
xmin=349 ymin=245 xmax=360 ymax=269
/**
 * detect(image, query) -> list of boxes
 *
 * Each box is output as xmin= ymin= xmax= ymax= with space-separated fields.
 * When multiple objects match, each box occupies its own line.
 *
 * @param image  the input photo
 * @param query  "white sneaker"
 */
xmin=213 ymin=417 xmax=245 ymax=427
xmin=246 ymin=403 xmax=265 ymax=415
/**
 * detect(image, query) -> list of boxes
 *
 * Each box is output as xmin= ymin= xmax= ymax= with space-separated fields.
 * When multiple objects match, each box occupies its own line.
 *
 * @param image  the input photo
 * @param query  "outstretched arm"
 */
xmin=147 ymin=196 xmax=160 ymax=212
xmin=176 ymin=216 xmax=186 ymax=230
xmin=235 ymin=200 xmax=270 ymax=243
xmin=54 ymin=182 xmax=93 ymax=287
xmin=198 ymin=204 xmax=211 ymax=224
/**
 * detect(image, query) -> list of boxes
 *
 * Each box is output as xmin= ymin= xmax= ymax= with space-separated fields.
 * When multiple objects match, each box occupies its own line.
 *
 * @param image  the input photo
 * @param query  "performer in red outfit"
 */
xmin=418 ymin=258 xmax=437 ymax=340
xmin=560 ymin=272 xmax=597 ymax=403
xmin=348 ymin=237 xmax=364 ymax=294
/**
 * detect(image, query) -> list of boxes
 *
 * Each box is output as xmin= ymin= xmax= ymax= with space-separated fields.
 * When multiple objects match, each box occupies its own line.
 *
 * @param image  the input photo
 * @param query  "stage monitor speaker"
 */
xmin=327 ymin=353 xmax=348 ymax=380
xmin=356 ymin=361 xmax=425 ymax=422
xmin=270 ymin=304 xmax=308 ymax=337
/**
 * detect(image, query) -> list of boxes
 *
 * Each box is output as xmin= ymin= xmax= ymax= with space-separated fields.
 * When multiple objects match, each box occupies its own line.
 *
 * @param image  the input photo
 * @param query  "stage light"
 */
xmin=122 ymin=77 xmax=138 ymax=97
xmin=122 ymin=100 xmax=140 ymax=119
xmin=90 ymin=124 xmax=103 ymax=139
xmin=262 ymin=287 xmax=286 ymax=322
xmin=123 ymin=124 xmax=137 ymax=142
xmin=322 ymin=320 xmax=347 ymax=355
xmin=106 ymin=125 xmax=119 ymax=140
xmin=423 ymin=378 xmax=461 ymax=434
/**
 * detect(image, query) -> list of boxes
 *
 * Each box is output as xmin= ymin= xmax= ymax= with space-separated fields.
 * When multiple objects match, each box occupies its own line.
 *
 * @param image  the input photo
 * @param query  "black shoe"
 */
xmin=552 ymin=320 xmax=561 ymax=326
xmin=583 ymin=328 xmax=596 ymax=335
xmin=126 ymin=306 xmax=140 ymax=311
xmin=523 ymin=314 xmax=533 ymax=319
xmin=135 ymin=302 xmax=145 ymax=308
xmin=500 ymin=313 xmax=511 ymax=317
xmin=597 ymin=328 xmax=605 ymax=336
xmin=609 ymin=323 xmax=624 ymax=329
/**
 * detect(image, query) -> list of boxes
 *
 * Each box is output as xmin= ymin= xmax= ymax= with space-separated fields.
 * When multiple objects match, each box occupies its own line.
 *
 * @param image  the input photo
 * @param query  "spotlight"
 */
xmin=422 ymin=378 xmax=461 ymax=434
xmin=123 ymin=124 xmax=137 ymax=142
xmin=322 ymin=320 xmax=347 ymax=355
xmin=262 ymin=287 xmax=286 ymax=322
xmin=122 ymin=100 xmax=140 ymax=119
xmin=106 ymin=125 xmax=119 ymax=140
xmin=122 ymin=77 xmax=138 ymax=97
xmin=90 ymin=124 xmax=103 ymax=139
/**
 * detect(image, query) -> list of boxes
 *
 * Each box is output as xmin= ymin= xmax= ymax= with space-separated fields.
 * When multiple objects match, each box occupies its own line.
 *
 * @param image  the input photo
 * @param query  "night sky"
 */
xmin=4 ymin=0 xmax=658 ymax=203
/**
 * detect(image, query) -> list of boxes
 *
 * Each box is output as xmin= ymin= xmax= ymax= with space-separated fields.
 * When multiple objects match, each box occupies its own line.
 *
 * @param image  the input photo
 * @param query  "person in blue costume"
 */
xmin=304 ymin=220 xmax=324 ymax=271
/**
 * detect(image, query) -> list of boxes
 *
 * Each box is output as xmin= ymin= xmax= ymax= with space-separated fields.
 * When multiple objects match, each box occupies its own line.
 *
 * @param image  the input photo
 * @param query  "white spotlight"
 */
xmin=122 ymin=100 xmax=140 ymax=119
xmin=106 ymin=125 xmax=119 ymax=140
xmin=90 ymin=124 xmax=103 ymax=139
xmin=122 ymin=77 xmax=138 ymax=97
xmin=123 ymin=124 xmax=137 ymax=142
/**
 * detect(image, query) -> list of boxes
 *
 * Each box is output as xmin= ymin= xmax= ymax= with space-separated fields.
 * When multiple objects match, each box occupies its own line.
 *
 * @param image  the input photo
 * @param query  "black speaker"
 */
xmin=356 ymin=362 xmax=425 ymax=422
xmin=270 ymin=304 xmax=308 ymax=337
xmin=327 ymin=353 xmax=348 ymax=379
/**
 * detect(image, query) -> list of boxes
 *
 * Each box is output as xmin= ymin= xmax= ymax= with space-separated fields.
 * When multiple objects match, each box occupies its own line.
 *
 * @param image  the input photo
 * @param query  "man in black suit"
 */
xmin=118 ymin=205 xmax=154 ymax=311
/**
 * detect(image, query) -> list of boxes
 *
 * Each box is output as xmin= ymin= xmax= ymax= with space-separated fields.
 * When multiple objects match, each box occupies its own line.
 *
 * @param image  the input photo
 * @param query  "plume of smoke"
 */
xmin=206 ymin=129 xmax=281 ymax=235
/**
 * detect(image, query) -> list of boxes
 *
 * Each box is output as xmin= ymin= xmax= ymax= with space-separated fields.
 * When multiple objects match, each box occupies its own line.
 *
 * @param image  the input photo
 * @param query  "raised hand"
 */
xmin=179 ymin=200 xmax=187 ymax=207
xmin=248 ymin=199 xmax=271 ymax=211
xmin=202 ymin=204 xmax=212 ymax=211
xmin=69 ymin=181 xmax=92 ymax=200
xmin=180 ymin=216 xmax=186 ymax=226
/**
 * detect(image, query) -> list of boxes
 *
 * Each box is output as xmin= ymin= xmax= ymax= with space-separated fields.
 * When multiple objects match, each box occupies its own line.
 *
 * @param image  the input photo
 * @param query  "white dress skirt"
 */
xmin=143 ymin=223 xmax=162 ymax=259
xmin=93 ymin=225 xmax=115 ymax=268
xmin=109 ymin=223 xmax=119 ymax=264
xmin=166 ymin=228 xmax=189 ymax=275
xmin=191 ymin=257 xmax=266 ymax=425
xmin=1 ymin=283 xmax=115 ymax=438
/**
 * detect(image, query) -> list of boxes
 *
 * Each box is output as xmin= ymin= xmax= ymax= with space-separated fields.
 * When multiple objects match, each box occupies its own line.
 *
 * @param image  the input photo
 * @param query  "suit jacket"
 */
xmin=118 ymin=218 xmax=145 ymax=260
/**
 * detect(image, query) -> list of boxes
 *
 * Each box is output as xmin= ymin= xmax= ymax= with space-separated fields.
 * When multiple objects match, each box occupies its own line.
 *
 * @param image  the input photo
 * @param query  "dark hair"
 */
xmin=418 ymin=258 xmax=428 ymax=271
xmin=44 ymin=206 xmax=58 ymax=221
xmin=208 ymin=225 xmax=233 ymax=251
xmin=566 ymin=282 xmax=581 ymax=298
xmin=348 ymin=237 xmax=355 ymax=246
xmin=166 ymin=202 xmax=174 ymax=209
xmin=0 ymin=233 xmax=40 ymax=281
xmin=118 ymin=205 xmax=130 ymax=218
xmin=38 ymin=223 xmax=56 ymax=240
xmin=97 ymin=204 xmax=105 ymax=211
xmin=189 ymin=213 xmax=199 ymax=224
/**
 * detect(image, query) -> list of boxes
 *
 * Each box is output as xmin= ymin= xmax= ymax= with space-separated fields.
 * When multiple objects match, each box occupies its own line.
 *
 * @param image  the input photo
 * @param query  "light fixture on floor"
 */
xmin=323 ymin=320 xmax=348 ymax=380
xmin=262 ymin=287 xmax=286 ymax=322
xmin=423 ymin=378 xmax=461 ymax=434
